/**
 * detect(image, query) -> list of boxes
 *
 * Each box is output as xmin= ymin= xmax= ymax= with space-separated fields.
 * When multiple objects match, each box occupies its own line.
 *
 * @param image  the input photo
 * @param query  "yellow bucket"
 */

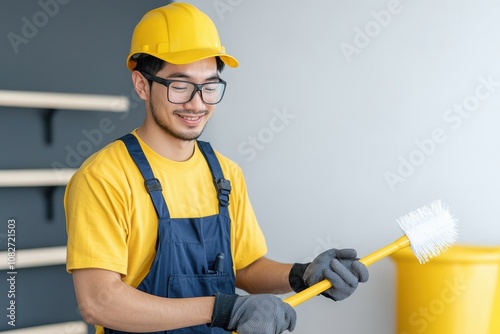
xmin=390 ymin=245 xmax=500 ymax=334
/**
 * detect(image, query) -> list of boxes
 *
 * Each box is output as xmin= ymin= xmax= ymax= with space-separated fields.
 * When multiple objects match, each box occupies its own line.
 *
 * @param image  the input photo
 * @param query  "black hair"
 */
xmin=134 ymin=55 xmax=166 ymax=75
xmin=216 ymin=57 xmax=226 ymax=73
xmin=133 ymin=54 xmax=226 ymax=75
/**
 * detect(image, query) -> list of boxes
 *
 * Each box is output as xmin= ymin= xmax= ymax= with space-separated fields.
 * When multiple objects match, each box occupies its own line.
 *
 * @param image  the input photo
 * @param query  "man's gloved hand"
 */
xmin=210 ymin=293 xmax=296 ymax=333
xmin=288 ymin=248 xmax=369 ymax=301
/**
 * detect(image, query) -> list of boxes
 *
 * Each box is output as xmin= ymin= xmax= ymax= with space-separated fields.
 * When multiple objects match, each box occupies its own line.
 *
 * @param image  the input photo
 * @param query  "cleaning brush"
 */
xmin=284 ymin=199 xmax=458 ymax=307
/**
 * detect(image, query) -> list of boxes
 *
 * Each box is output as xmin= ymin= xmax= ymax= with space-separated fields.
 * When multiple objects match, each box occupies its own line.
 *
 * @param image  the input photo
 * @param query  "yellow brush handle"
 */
xmin=283 ymin=235 xmax=410 ymax=307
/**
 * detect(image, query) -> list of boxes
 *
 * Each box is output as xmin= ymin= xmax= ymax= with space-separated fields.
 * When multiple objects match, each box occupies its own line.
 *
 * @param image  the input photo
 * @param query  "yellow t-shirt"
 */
xmin=65 ymin=131 xmax=267 ymax=290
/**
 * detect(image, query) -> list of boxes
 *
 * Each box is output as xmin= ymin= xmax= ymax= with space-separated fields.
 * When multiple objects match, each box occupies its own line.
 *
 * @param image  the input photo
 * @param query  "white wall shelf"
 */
xmin=0 ymin=168 xmax=76 ymax=220
xmin=0 ymin=168 xmax=75 ymax=187
xmin=0 ymin=90 xmax=129 ymax=111
xmin=0 ymin=246 xmax=67 ymax=270
xmin=0 ymin=89 xmax=129 ymax=144
xmin=0 ymin=321 xmax=87 ymax=334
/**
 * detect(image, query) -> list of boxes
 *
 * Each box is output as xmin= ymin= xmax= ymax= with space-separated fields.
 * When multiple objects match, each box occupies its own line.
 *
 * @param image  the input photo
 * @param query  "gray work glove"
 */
xmin=289 ymin=248 xmax=369 ymax=301
xmin=210 ymin=293 xmax=296 ymax=333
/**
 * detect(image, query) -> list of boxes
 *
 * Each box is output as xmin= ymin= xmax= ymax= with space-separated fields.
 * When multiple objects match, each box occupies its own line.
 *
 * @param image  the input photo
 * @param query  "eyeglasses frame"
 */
xmin=140 ymin=71 xmax=227 ymax=105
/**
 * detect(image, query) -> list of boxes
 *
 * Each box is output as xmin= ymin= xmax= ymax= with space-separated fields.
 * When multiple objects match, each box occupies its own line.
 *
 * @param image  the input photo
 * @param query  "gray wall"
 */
xmin=0 ymin=1 xmax=169 ymax=332
xmin=190 ymin=0 xmax=500 ymax=333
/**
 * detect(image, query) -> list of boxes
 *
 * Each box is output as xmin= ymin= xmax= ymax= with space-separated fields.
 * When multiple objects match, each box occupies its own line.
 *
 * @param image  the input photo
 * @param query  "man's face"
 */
xmin=147 ymin=57 xmax=219 ymax=141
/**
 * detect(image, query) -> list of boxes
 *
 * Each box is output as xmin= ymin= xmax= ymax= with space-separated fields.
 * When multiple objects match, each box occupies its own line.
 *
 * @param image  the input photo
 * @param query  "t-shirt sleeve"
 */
xmin=65 ymin=168 xmax=129 ymax=275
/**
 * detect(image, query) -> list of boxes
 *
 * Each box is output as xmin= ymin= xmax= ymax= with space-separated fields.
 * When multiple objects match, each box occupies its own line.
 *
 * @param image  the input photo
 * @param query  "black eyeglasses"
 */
xmin=140 ymin=71 xmax=227 ymax=105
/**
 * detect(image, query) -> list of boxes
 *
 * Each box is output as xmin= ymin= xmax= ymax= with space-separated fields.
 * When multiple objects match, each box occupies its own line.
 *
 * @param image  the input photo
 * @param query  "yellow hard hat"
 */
xmin=127 ymin=2 xmax=238 ymax=71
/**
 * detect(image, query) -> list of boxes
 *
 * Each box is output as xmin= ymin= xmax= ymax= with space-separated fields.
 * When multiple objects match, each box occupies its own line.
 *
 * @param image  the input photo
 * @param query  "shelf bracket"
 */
xmin=41 ymin=108 xmax=56 ymax=145
xmin=43 ymin=186 xmax=56 ymax=221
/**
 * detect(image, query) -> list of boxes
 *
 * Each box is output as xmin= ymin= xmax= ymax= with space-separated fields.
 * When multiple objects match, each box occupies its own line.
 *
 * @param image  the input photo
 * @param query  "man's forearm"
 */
xmin=73 ymin=269 xmax=215 ymax=332
xmin=236 ymin=257 xmax=293 ymax=294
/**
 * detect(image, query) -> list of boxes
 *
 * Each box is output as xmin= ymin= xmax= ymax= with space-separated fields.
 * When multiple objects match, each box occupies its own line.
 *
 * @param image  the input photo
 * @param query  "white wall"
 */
xmin=188 ymin=1 xmax=500 ymax=333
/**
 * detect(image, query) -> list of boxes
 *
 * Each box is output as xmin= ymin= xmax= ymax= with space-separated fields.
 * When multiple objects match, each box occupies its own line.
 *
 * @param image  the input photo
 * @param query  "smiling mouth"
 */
xmin=178 ymin=114 xmax=203 ymax=121
xmin=175 ymin=111 xmax=207 ymax=124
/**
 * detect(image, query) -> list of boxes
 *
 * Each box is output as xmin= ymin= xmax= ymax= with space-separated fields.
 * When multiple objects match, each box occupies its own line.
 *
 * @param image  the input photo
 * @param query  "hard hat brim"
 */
xmin=127 ymin=49 xmax=239 ymax=71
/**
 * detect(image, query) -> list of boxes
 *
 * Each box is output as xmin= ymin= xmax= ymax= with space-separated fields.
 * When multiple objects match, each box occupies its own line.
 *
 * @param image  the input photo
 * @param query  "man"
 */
xmin=65 ymin=3 xmax=368 ymax=334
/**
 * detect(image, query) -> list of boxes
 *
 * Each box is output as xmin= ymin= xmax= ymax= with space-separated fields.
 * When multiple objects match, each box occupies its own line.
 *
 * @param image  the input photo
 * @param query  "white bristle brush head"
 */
xmin=397 ymin=200 xmax=458 ymax=264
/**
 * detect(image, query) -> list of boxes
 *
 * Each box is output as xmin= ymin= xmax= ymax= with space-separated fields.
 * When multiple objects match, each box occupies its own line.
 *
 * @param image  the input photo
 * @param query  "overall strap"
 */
xmin=197 ymin=141 xmax=231 ymax=207
xmin=118 ymin=133 xmax=170 ymax=219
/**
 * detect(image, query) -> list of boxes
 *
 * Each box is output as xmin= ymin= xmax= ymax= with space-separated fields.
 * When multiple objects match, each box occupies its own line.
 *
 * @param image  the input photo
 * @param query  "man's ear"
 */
xmin=131 ymin=71 xmax=150 ymax=101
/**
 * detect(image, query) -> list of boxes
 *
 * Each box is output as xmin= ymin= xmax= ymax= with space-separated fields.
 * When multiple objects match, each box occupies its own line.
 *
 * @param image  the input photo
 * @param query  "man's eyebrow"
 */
xmin=166 ymin=72 xmax=220 ymax=81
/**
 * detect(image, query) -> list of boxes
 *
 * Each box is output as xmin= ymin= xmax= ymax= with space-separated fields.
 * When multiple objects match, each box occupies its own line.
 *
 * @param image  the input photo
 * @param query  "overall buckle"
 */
xmin=215 ymin=178 xmax=231 ymax=207
xmin=144 ymin=178 xmax=162 ymax=193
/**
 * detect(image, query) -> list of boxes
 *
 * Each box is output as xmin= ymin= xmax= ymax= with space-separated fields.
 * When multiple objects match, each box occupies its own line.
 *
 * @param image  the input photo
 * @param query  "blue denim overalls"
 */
xmin=105 ymin=133 xmax=234 ymax=334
